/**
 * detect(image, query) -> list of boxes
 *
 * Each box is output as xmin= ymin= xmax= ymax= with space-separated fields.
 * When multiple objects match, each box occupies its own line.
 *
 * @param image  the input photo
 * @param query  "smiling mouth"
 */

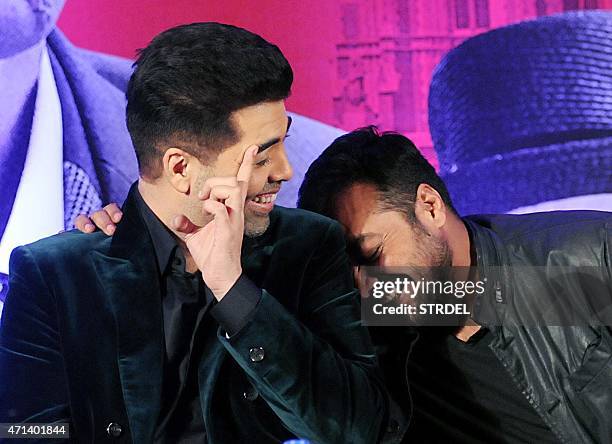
xmin=246 ymin=190 xmax=279 ymax=214
xmin=251 ymin=193 xmax=277 ymax=204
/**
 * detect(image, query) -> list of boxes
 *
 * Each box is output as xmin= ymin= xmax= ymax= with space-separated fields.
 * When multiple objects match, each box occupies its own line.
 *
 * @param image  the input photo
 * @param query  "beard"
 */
xmin=244 ymin=181 xmax=280 ymax=237
xmin=406 ymin=222 xmax=468 ymax=327
xmin=414 ymin=221 xmax=453 ymax=278
xmin=244 ymin=211 xmax=270 ymax=238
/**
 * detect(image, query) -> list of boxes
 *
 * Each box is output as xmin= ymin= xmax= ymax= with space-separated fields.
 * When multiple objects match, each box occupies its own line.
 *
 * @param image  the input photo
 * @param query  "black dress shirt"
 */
xmin=134 ymin=189 xmax=262 ymax=443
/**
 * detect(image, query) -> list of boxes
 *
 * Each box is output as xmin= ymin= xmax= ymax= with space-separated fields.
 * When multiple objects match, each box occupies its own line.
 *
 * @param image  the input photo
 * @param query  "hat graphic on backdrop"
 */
xmin=428 ymin=10 xmax=612 ymax=215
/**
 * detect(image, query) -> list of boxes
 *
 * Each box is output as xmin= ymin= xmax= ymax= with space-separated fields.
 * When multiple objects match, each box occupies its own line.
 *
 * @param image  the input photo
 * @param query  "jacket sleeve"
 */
xmin=0 ymin=246 xmax=72 ymax=429
xmin=215 ymin=221 xmax=388 ymax=444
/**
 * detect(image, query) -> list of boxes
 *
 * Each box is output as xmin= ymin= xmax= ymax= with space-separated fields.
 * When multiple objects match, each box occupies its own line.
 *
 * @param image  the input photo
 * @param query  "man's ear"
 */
xmin=414 ymin=183 xmax=447 ymax=231
xmin=162 ymin=148 xmax=194 ymax=194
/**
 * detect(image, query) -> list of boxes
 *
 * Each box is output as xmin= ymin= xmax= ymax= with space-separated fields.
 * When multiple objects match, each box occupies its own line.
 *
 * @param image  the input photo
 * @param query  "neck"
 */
xmin=446 ymin=213 xmax=482 ymax=341
xmin=138 ymin=179 xmax=183 ymax=237
xmin=447 ymin=213 xmax=472 ymax=267
xmin=138 ymin=179 xmax=198 ymax=272
xmin=0 ymin=42 xmax=43 ymax=149
xmin=454 ymin=320 xmax=481 ymax=342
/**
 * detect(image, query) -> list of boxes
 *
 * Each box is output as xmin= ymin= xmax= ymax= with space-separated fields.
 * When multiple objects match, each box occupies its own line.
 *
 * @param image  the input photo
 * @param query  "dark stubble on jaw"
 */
xmin=413 ymin=221 xmax=453 ymax=274
xmin=243 ymin=182 xmax=281 ymax=238
xmin=244 ymin=212 xmax=269 ymax=238
xmin=412 ymin=222 xmax=472 ymax=327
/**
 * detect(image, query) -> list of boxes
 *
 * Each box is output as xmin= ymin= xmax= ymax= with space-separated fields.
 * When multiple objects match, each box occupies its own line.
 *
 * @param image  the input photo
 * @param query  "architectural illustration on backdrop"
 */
xmin=332 ymin=0 xmax=606 ymax=163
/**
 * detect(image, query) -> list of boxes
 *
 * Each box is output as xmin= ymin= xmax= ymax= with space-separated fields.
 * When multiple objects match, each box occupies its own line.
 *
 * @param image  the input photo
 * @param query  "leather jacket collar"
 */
xmin=463 ymin=217 xmax=513 ymax=328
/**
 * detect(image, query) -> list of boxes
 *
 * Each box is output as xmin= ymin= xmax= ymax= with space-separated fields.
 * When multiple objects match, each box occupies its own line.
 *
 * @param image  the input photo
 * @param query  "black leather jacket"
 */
xmin=463 ymin=211 xmax=612 ymax=444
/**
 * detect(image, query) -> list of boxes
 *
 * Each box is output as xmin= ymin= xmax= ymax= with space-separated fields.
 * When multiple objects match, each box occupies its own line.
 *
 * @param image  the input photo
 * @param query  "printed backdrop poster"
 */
xmin=1 ymin=0 xmax=611 ymax=314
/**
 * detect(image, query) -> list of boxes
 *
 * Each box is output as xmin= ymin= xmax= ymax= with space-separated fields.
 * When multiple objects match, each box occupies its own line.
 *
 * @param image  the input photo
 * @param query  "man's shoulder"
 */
xmin=270 ymin=205 xmax=341 ymax=235
xmin=14 ymin=230 xmax=112 ymax=269
xmin=271 ymin=205 xmax=340 ymax=230
xmin=468 ymin=210 xmax=611 ymax=240
xmin=467 ymin=211 xmax=611 ymax=264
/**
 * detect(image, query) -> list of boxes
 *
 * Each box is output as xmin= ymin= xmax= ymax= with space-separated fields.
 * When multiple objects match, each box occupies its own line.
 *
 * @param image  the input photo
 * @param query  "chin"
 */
xmin=244 ymin=215 xmax=270 ymax=238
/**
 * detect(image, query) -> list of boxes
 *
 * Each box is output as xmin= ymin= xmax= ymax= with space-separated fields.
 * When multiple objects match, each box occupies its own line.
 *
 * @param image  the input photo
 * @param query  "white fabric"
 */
xmin=0 ymin=46 xmax=64 ymax=274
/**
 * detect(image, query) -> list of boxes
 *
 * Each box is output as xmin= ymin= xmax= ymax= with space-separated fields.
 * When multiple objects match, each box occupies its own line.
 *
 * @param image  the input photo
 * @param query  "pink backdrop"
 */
xmin=58 ymin=0 xmax=612 ymax=164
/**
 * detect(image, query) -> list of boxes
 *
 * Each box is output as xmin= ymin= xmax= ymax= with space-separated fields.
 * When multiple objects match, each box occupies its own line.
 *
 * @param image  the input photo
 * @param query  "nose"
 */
xmin=269 ymin=144 xmax=293 ymax=183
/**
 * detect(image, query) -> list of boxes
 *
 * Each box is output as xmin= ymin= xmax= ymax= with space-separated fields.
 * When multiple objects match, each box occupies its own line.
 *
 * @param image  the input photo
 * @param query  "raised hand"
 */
xmin=173 ymin=145 xmax=258 ymax=300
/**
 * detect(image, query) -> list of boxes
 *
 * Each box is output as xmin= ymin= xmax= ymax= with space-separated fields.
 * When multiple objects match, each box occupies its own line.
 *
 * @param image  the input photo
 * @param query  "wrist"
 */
xmin=209 ymin=269 xmax=242 ymax=300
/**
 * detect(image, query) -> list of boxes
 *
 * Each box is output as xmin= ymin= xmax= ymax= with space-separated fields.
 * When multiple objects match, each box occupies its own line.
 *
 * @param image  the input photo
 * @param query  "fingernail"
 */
xmin=85 ymin=223 xmax=94 ymax=231
xmin=112 ymin=214 xmax=122 ymax=223
xmin=106 ymin=224 xmax=115 ymax=233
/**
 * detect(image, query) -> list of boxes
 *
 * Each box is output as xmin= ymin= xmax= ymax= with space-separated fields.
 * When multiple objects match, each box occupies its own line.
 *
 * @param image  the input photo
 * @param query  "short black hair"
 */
xmin=297 ymin=126 xmax=457 ymax=219
xmin=126 ymin=22 xmax=293 ymax=178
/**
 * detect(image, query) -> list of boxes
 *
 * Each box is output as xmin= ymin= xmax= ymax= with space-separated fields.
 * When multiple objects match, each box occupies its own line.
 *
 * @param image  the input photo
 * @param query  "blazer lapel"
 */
xmin=90 ymin=186 xmax=163 ymax=443
xmin=47 ymin=30 xmax=138 ymax=206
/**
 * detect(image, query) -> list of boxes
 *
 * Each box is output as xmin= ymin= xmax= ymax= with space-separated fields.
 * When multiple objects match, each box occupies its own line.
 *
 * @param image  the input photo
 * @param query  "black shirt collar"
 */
xmin=133 ymin=186 xmax=180 ymax=275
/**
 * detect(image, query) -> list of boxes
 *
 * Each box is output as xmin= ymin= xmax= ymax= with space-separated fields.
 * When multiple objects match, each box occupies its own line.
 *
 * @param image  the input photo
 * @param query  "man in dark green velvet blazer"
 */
xmin=0 ymin=23 xmax=401 ymax=443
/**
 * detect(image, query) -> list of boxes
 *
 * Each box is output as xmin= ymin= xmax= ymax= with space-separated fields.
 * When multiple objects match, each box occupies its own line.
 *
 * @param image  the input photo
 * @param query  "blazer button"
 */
xmin=386 ymin=419 xmax=400 ymax=433
xmin=243 ymin=385 xmax=259 ymax=401
xmin=106 ymin=422 xmax=122 ymax=438
xmin=249 ymin=346 xmax=265 ymax=362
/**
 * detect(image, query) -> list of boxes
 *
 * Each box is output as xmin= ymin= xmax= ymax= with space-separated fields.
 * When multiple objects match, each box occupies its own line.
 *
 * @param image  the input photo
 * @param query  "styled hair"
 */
xmin=298 ymin=126 xmax=457 ymax=219
xmin=126 ymin=22 xmax=293 ymax=178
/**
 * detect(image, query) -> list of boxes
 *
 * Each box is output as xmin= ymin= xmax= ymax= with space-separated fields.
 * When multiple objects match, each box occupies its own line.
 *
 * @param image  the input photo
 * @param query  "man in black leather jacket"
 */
xmin=297 ymin=127 xmax=612 ymax=444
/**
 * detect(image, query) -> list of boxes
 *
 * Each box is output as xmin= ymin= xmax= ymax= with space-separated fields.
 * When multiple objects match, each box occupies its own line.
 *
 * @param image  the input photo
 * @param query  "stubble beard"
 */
xmin=244 ymin=210 xmax=270 ymax=238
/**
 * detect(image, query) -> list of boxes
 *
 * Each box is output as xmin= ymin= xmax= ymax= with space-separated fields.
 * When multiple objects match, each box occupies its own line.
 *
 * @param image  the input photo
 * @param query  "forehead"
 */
xmin=231 ymin=101 xmax=288 ymax=142
xmin=336 ymin=183 xmax=378 ymax=237
xmin=336 ymin=183 xmax=410 ymax=240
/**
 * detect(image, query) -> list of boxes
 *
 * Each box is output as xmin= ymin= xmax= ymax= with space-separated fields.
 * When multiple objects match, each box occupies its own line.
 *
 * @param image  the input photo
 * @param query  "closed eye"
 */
xmin=362 ymin=246 xmax=382 ymax=265
xmin=347 ymin=241 xmax=382 ymax=266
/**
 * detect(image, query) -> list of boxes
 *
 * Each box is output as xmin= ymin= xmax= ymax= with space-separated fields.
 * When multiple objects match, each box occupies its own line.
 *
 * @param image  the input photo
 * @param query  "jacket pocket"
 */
xmin=564 ymin=330 xmax=612 ymax=444
xmin=567 ymin=331 xmax=612 ymax=393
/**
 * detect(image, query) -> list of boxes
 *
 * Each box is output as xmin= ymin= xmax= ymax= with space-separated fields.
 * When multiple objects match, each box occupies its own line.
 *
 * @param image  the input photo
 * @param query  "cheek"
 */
xmin=381 ymin=250 xmax=424 ymax=268
xmin=380 ymin=237 xmax=424 ymax=268
xmin=379 ymin=251 xmax=406 ymax=267
xmin=246 ymin=169 xmax=268 ymax=195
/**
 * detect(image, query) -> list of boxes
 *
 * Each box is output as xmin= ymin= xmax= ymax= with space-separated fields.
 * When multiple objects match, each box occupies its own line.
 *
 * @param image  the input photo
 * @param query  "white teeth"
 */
xmin=251 ymin=194 xmax=277 ymax=204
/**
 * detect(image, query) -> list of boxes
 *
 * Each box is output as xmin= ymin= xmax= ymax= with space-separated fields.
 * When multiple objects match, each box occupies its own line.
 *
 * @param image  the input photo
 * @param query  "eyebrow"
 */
xmin=256 ymin=115 xmax=293 ymax=154
xmin=345 ymin=233 xmax=376 ymax=248
xmin=354 ymin=233 xmax=376 ymax=241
